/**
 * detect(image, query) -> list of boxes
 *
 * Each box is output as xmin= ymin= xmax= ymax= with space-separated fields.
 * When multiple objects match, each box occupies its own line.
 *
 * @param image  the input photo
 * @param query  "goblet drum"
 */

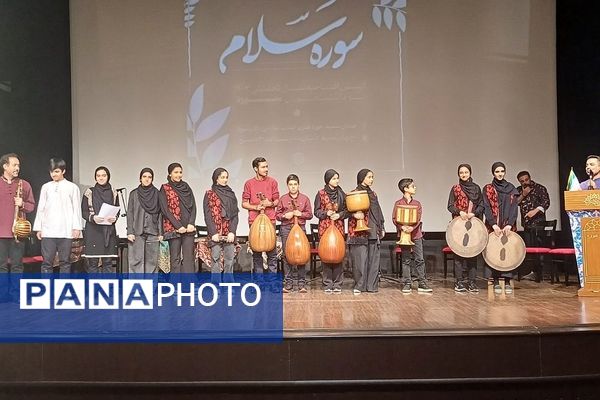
xmin=395 ymin=204 xmax=418 ymax=245
xmin=346 ymin=190 xmax=370 ymax=232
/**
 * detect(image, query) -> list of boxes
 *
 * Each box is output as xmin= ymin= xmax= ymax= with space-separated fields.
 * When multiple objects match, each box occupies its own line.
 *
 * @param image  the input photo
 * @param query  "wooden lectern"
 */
xmin=564 ymin=191 xmax=600 ymax=296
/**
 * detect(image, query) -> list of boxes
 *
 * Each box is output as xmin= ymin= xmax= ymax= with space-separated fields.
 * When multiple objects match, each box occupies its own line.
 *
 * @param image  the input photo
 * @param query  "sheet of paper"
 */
xmin=97 ymin=203 xmax=120 ymax=225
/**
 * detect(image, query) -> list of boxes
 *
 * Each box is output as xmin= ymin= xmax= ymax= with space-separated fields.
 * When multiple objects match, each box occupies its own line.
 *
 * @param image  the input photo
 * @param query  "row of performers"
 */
xmin=14 ymin=156 xmax=557 ymax=296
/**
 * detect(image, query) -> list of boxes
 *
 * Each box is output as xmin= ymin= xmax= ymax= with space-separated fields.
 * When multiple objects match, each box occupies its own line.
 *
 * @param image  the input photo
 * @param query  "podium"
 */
xmin=564 ymin=191 xmax=600 ymax=296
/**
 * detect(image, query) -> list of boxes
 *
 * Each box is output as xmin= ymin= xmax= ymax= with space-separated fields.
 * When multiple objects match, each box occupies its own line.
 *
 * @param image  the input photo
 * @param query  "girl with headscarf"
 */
xmin=127 ymin=167 xmax=162 ymax=274
xmin=348 ymin=169 xmax=385 ymax=295
xmin=159 ymin=163 xmax=197 ymax=274
xmin=447 ymin=163 xmax=484 ymax=293
xmin=482 ymin=161 xmax=519 ymax=294
xmin=202 ymin=167 xmax=239 ymax=278
xmin=82 ymin=166 xmax=119 ymax=273
xmin=276 ymin=174 xmax=313 ymax=293
xmin=314 ymin=169 xmax=350 ymax=293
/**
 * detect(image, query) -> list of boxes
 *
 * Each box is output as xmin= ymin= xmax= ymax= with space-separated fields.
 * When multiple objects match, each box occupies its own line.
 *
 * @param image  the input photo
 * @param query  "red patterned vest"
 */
xmin=452 ymin=184 xmax=470 ymax=213
xmin=483 ymin=184 xmax=516 ymax=232
xmin=162 ymin=183 xmax=181 ymax=233
xmin=206 ymin=189 xmax=229 ymax=235
xmin=317 ymin=189 xmax=345 ymax=237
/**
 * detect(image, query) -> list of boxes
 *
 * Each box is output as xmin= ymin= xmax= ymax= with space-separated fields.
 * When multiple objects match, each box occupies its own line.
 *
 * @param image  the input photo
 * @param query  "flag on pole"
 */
xmin=566 ymin=167 xmax=581 ymax=191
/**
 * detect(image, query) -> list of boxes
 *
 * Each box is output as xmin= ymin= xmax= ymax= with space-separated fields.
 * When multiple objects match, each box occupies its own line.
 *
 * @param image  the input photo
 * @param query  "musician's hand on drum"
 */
xmin=353 ymin=211 xmax=364 ymax=220
xmin=284 ymin=211 xmax=294 ymax=220
xmin=127 ymin=234 xmax=135 ymax=242
xmin=72 ymin=229 xmax=81 ymax=239
xmin=186 ymin=224 xmax=196 ymax=233
xmin=177 ymin=226 xmax=187 ymax=234
xmin=406 ymin=226 xmax=414 ymax=233
xmin=14 ymin=197 xmax=23 ymax=207
xmin=326 ymin=209 xmax=334 ymax=217
xmin=211 ymin=234 xmax=220 ymax=242
xmin=330 ymin=213 xmax=340 ymax=221
xmin=493 ymin=225 xmax=502 ymax=237
xmin=502 ymin=225 xmax=512 ymax=235
xmin=93 ymin=216 xmax=104 ymax=224
xmin=293 ymin=210 xmax=302 ymax=217
xmin=226 ymin=232 xmax=235 ymax=243
xmin=467 ymin=212 xmax=475 ymax=219
xmin=459 ymin=211 xmax=468 ymax=220
xmin=36 ymin=231 xmax=42 ymax=240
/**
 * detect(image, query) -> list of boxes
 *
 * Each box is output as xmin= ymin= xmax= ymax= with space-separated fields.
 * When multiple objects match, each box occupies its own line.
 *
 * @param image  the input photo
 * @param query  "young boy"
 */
xmin=33 ymin=158 xmax=83 ymax=274
xmin=392 ymin=178 xmax=432 ymax=293
xmin=276 ymin=174 xmax=313 ymax=293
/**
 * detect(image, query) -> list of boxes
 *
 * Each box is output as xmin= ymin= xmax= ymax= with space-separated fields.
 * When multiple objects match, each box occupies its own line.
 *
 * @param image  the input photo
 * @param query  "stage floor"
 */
xmin=283 ymin=275 xmax=600 ymax=336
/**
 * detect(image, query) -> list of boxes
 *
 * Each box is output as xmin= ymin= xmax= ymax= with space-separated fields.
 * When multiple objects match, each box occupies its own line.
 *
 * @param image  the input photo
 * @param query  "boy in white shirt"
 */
xmin=33 ymin=158 xmax=83 ymax=273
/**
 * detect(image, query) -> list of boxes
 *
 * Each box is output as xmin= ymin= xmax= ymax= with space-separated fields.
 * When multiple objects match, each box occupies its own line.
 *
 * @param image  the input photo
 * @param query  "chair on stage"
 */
xmin=520 ymin=219 xmax=557 ymax=283
xmin=194 ymin=225 xmax=209 ymax=272
xmin=442 ymin=246 xmax=455 ymax=279
xmin=549 ymin=248 xmax=578 ymax=286
xmin=309 ymin=223 xmax=320 ymax=279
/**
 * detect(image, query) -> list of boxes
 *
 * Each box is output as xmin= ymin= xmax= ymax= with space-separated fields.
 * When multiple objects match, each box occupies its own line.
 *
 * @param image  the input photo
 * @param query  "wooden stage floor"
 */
xmin=283 ymin=276 xmax=600 ymax=336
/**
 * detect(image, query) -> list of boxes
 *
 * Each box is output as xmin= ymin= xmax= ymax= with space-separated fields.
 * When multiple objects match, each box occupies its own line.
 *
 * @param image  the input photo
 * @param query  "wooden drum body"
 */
xmin=395 ymin=204 xmax=418 ymax=246
xmin=346 ymin=190 xmax=370 ymax=232
xmin=445 ymin=217 xmax=488 ymax=258
xmin=482 ymin=232 xmax=526 ymax=272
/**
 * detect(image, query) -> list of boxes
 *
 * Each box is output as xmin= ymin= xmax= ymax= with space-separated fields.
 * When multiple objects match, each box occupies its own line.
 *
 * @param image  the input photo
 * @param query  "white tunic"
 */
xmin=33 ymin=179 xmax=83 ymax=238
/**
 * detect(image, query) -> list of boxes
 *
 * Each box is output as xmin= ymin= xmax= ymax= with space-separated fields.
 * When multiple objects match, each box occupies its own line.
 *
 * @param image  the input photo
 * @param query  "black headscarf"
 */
xmin=457 ymin=163 xmax=482 ymax=204
xmin=490 ymin=161 xmax=518 ymax=222
xmin=355 ymin=168 xmax=384 ymax=229
xmin=92 ymin=166 xmax=115 ymax=212
xmin=211 ymin=167 xmax=239 ymax=219
xmin=167 ymin=163 xmax=194 ymax=212
xmin=491 ymin=162 xmax=517 ymax=195
xmin=323 ymin=169 xmax=343 ymax=203
xmin=137 ymin=167 xmax=160 ymax=214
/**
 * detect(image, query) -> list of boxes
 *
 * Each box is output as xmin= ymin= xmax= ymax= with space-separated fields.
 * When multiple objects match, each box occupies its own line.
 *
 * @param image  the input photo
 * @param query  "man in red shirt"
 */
xmin=1 ymin=153 xmax=35 ymax=301
xmin=242 ymin=157 xmax=280 ymax=273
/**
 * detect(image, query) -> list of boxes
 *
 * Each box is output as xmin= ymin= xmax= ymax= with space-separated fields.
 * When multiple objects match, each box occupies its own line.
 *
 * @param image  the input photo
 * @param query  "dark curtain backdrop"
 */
xmin=0 ymin=0 xmax=72 ymax=209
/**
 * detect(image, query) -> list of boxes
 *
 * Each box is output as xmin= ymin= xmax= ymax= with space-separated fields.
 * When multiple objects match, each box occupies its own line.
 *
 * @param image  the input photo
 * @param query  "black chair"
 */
xmin=309 ymin=223 xmax=321 ymax=279
xmin=520 ymin=220 xmax=557 ymax=283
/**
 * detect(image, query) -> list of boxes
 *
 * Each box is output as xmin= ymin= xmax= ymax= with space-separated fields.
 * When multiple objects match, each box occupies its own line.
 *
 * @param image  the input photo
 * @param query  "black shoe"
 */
xmin=417 ymin=281 xmax=433 ymax=293
xmin=454 ymin=281 xmax=467 ymax=292
xmin=467 ymin=281 xmax=480 ymax=293
xmin=401 ymin=283 xmax=412 ymax=293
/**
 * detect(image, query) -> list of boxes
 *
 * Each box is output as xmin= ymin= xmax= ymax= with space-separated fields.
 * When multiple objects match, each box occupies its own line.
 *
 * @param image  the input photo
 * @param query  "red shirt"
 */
xmin=276 ymin=192 xmax=313 ymax=229
xmin=392 ymin=197 xmax=423 ymax=240
xmin=242 ymin=176 xmax=280 ymax=224
xmin=0 ymin=177 xmax=35 ymax=238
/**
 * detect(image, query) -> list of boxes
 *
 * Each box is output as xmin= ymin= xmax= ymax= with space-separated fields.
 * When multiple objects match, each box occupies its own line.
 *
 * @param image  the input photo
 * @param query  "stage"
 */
xmin=1 ymin=273 xmax=600 ymax=399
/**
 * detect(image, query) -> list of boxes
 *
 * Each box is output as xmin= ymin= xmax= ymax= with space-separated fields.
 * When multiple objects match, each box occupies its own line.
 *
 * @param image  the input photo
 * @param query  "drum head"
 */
xmin=482 ymin=232 xmax=526 ymax=272
xmin=445 ymin=217 xmax=488 ymax=258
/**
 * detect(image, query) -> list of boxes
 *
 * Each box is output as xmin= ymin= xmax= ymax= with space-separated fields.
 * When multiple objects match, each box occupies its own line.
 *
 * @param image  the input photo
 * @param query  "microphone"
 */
xmin=586 ymin=168 xmax=594 ymax=190
xmin=116 ymin=187 xmax=126 ymax=192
